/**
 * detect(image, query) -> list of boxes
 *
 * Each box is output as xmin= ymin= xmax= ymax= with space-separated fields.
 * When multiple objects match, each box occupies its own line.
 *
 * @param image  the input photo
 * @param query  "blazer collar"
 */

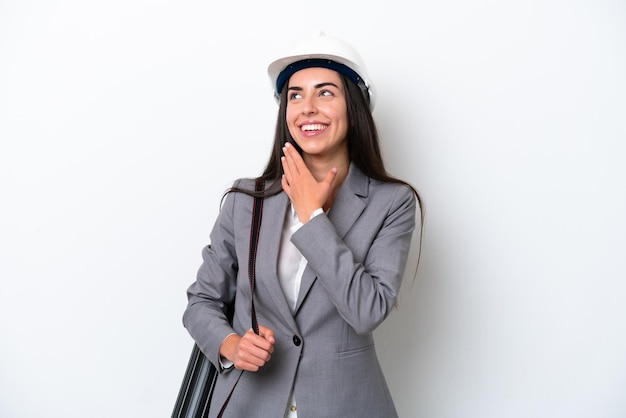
xmin=342 ymin=162 xmax=369 ymax=198
xmin=326 ymin=162 xmax=368 ymax=238
xmin=255 ymin=190 xmax=299 ymax=329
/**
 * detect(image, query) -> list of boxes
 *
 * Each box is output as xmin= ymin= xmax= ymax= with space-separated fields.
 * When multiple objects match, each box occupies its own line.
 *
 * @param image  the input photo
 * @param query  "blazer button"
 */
xmin=292 ymin=335 xmax=301 ymax=346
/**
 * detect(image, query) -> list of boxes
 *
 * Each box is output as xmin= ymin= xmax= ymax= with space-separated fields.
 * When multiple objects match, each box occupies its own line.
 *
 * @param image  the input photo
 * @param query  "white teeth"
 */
xmin=302 ymin=124 xmax=326 ymax=132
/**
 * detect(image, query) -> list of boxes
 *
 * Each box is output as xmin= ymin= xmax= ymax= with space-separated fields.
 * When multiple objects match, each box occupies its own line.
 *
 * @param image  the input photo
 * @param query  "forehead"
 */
xmin=287 ymin=67 xmax=343 ymax=87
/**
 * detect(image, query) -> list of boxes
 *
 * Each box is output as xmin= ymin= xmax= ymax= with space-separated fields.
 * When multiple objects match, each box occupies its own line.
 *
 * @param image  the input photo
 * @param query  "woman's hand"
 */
xmin=221 ymin=326 xmax=275 ymax=372
xmin=281 ymin=142 xmax=337 ymax=223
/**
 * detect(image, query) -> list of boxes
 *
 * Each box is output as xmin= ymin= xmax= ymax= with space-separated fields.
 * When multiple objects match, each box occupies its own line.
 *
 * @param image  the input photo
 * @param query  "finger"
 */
xmin=283 ymin=143 xmax=303 ymax=174
xmin=281 ymin=150 xmax=294 ymax=177
xmin=281 ymin=174 xmax=291 ymax=195
xmin=246 ymin=328 xmax=274 ymax=351
xmin=259 ymin=325 xmax=276 ymax=345
xmin=281 ymin=151 xmax=299 ymax=182
xmin=323 ymin=167 xmax=338 ymax=187
xmin=281 ymin=155 xmax=291 ymax=178
xmin=234 ymin=352 xmax=270 ymax=371
xmin=281 ymin=158 xmax=293 ymax=194
xmin=238 ymin=331 xmax=273 ymax=361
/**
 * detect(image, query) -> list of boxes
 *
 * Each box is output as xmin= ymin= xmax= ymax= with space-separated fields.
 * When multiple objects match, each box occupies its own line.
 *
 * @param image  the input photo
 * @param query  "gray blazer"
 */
xmin=183 ymin=164 xmax=417 ymax=418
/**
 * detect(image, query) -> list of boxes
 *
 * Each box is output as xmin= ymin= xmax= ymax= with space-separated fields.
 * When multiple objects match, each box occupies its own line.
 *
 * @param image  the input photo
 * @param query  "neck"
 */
xmin=304 ymin=153 xmax=350 ymax=211
xmin=306 ymin=150 xmax=349 ymax=176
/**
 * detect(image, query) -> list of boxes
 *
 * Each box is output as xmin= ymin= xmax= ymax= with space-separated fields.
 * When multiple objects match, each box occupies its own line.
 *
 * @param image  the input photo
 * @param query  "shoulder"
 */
xmin=219 ymin=178 xmax=254 ymax=212
xmin=231 ymin=177 xmax=256 ymax=190
xmin=221 ymin=177 xmax=282 ymax=210
xmin=359 ymin=179 xmax=419 ymax=231
xmin=368 ymin=178 xmax=416 ymax=205
xmin=348 ymin=164 xmax=415 ymax=202
xmin=228 ymin=177 xmax=281 ymax=193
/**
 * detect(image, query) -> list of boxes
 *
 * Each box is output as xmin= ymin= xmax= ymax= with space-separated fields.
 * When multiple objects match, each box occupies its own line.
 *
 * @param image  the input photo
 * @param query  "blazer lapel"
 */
xmin=294 ymin=164 xmax=369 ymax=313
xmin=326 ymin=164 xmax=368 ymax=238
xmin=256 ymin=191 xmax=300 ymax=330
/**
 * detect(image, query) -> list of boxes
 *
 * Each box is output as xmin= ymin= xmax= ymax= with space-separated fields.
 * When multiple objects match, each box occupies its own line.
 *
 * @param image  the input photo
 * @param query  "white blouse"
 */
xmin=278 ymin=204 xmax=324 ymax=418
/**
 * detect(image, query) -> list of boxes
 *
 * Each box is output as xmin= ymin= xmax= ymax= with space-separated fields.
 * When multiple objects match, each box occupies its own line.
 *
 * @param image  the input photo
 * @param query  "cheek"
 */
xmin=285 ymin=110 xmax=299 ymax=136
xmin=287 ymin=125 xmax=299 ymax=140
xmin=334 ymin=113 xmax=349 ymax=137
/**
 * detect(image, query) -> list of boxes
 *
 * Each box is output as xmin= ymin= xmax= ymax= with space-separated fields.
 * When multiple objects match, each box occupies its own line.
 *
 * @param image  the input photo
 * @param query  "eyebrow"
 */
xmin=288 ymin=82 xmax=340 ymax=91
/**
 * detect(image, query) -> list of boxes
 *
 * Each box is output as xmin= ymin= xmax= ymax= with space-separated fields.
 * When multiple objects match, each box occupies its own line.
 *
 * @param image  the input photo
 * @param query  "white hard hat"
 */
xmin=267 ymin=31 xmax=376 ymax=110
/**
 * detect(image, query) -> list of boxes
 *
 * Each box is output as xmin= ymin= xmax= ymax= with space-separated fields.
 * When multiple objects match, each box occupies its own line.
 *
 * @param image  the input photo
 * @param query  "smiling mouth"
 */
xmin=301 ymin=123 xmax=328 ymax=132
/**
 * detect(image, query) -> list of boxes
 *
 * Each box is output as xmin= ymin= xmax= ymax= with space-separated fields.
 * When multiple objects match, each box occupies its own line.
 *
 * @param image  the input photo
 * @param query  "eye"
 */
xmin=288 ymin=91 xmax=302 ymax=100
xmin=319 ymin=89 xmax=334 ymax=97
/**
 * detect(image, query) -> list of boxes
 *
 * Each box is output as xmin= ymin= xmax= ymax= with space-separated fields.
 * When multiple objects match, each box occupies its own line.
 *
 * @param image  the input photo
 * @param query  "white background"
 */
xmin=1 ymin=1 xmax=625 ymax=417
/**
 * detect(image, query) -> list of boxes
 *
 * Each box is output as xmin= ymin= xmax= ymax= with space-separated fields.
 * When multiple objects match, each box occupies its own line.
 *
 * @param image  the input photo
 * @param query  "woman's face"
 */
xmin=285 ymin=67 xmax=349 ymax=161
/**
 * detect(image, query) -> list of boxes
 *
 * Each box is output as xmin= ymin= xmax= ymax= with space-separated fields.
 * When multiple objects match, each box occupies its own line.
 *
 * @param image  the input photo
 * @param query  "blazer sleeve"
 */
xmin=291 ymin=183 xmax=418 ymax=335
xmin=182 ymin=185 xmax=240 ymax=368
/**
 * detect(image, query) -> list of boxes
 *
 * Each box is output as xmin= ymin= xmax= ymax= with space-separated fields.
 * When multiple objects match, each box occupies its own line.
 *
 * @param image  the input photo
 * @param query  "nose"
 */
xmin=301 ymin=95 xmax=317 ymax=115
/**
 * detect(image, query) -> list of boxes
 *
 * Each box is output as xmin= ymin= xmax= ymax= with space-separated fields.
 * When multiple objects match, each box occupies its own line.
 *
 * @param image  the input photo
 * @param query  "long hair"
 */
xmin=229 ymin=74 xmax=420 ymax=198
xmin=225 ymin=71 xmax=425 ymax=269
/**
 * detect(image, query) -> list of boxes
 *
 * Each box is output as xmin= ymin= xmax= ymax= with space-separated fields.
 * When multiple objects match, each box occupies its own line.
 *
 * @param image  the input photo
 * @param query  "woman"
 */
xmin=183 ymin=32 xmax=423 ymax=418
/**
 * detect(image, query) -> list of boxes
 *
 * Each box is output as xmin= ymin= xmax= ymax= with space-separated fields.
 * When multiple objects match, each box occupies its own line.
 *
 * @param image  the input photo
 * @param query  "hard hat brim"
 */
xmin=267 ymin=34 xmax=376 ymax=110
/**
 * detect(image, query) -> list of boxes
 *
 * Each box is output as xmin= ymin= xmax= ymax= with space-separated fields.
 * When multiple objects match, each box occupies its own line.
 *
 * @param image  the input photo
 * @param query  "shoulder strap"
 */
xmin=248 ymin=179 xmax=265 ymax=335
xmin=217 ymin=179 xmax=265 ymax=418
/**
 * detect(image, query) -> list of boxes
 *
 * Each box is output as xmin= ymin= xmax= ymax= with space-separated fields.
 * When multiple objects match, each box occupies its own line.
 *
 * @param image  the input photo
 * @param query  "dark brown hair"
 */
xmin=230 ymin=74 xmax=421 ymax=202
xmin=225 ymin=71 xmax=424 ymax=269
